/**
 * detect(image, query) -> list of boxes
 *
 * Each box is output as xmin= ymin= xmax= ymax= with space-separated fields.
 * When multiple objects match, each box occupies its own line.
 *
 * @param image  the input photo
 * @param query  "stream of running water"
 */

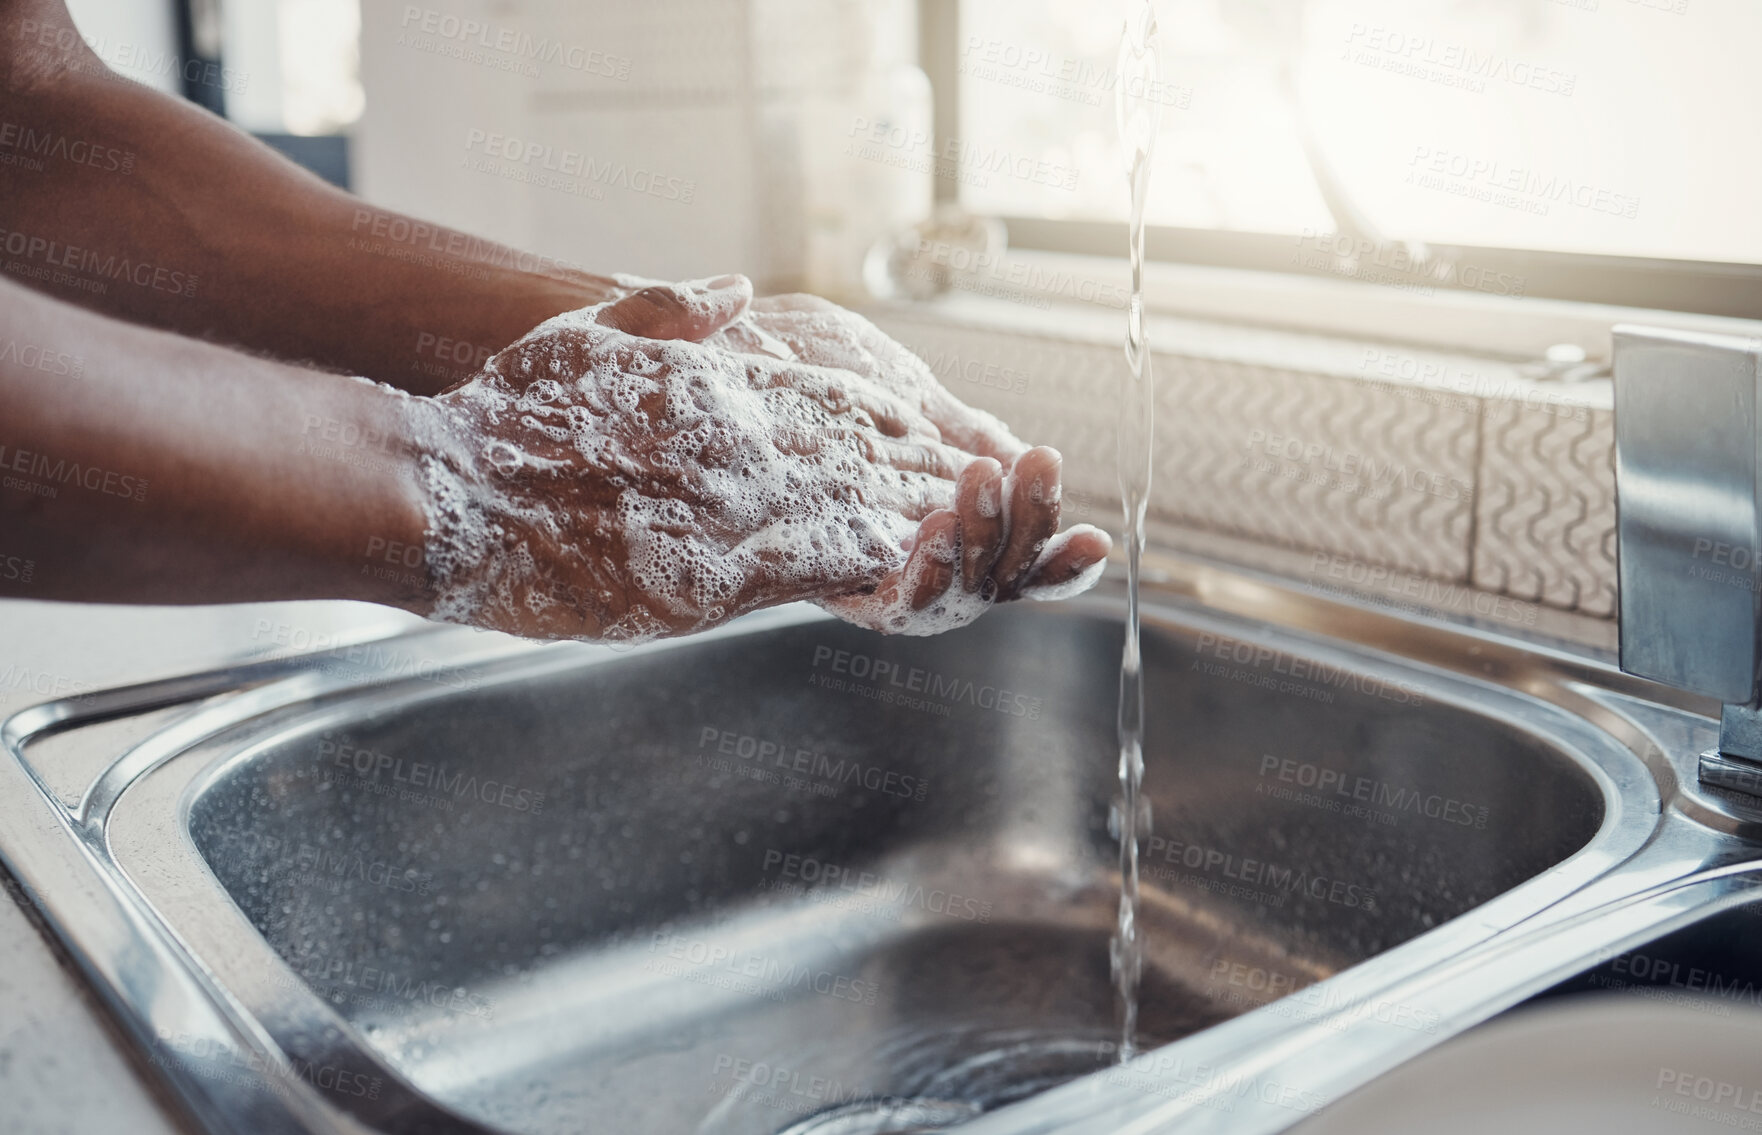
xmin=1109 ymin=0 xmax=1164 ymax=1064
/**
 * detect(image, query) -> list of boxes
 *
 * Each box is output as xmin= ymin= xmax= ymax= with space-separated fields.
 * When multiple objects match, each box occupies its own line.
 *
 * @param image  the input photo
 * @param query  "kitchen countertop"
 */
xmin=0 ymin=596 xmax=423 ymax=1135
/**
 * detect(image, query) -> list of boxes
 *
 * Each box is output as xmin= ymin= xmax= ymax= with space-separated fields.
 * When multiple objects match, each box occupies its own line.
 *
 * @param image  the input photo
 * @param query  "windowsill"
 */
xmin=886 ymin=246 xmax=1762 ymax=368
xmin=870 ymin=281 xmax=1614 ymax=416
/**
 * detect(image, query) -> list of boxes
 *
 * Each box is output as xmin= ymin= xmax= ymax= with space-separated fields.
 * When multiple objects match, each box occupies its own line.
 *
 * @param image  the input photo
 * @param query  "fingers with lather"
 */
xmin=905 ymin=510 xmax=962 ymax=611
xmin=993 ymin=446 xmax=1063 ymax=599
xmin=1020 ymin=525 xmax=1112 ymax=597
xmin=954 ymin=457 xmax=1005 ymax=593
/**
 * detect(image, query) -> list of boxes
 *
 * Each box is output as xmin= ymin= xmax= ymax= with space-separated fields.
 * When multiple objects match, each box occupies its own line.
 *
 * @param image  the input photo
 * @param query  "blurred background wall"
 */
xmin=60 ymin=0 xmax=932 ymax=292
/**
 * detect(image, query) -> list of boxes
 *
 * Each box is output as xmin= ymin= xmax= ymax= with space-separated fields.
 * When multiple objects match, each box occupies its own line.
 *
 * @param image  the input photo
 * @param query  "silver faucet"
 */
xmin=1614 ymin=324 xmax=1762 ymax=796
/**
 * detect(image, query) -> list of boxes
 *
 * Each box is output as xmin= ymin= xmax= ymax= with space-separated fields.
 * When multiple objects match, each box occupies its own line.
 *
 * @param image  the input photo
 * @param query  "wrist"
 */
xmin=394 ymin=391 xmax=491 ymax=623
xmin=332 ymin=390 xmax=460 ymax=617
xmin=399 ymin=372 xmax=636 ymax=642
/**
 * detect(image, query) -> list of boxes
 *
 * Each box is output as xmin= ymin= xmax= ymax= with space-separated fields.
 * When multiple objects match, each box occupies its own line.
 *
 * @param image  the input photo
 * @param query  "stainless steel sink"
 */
xmin=5 ymin=557 xmax=1761 ymax=1135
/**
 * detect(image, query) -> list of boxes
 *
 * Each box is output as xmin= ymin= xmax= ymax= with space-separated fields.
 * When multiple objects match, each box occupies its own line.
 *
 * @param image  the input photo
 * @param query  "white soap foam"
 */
xmin=1021 ymin=527 xmax=1111 ymax=602
xmin=419 ymin=307 xmax=937 ymax=641
xmin=975 ymin=475 xmax=1002 ymax=519
xmin=415 ymin=299 xmax=1105 ymax=642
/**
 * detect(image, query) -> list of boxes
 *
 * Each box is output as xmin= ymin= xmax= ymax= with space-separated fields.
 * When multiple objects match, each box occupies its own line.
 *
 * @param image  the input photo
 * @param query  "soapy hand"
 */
xmin=710 ymin=292 xmax=1113 ymax=602
xmin=416 ymin=275 xmax=1110 ymax=643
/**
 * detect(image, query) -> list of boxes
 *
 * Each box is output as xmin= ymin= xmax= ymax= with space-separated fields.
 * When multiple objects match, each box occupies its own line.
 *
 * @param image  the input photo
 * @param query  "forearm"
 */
xmin=0 ymin=0 xmax=613 ymax=394
xmin=0 ymin=276 xmax=444 ymax=609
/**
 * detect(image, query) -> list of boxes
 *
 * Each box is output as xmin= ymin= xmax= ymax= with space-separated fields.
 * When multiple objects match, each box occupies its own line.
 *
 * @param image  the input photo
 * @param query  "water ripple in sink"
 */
xmin=695 ymin=1025 xmax=1119 ymax=1135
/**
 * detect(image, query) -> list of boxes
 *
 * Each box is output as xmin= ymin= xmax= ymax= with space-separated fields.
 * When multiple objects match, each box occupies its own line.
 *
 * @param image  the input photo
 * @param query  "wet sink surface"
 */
xmin=180 ymin=600 xmax=1605 ymax=1134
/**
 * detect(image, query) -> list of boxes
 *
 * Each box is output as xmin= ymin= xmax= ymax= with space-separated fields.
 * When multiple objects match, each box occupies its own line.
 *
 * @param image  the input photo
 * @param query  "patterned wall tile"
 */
xmin=873 ymin=310 xmax=1480 ymax=582
xmin=1471 ymin=398 xmax=1618 ymax=618
xmin=1155 ymin=353 xmax=1477 ymax=580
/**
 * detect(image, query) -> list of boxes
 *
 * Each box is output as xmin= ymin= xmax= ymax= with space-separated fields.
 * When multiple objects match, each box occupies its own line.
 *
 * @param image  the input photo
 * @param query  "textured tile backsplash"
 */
xmin=874 ymin=302 xmax=1618 ymax=622
xmin=1471 ymin=401 xmax=1617 ymax=618
xmin=1157 ymin=353 xmax=1479 ymax=582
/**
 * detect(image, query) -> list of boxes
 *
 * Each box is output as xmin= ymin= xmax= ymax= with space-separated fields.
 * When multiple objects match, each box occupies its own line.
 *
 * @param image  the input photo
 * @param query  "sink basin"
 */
xmin=176 ymin=599 xmax=1606 ymax=1135
xmin=2 ymin=562 xmax=1744 ymax=1135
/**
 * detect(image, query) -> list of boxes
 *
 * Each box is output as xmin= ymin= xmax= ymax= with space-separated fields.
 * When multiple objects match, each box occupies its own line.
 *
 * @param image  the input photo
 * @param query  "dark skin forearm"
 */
xmin=0 ymin=275 xmax=438 ymax=607
xmin=0 ymin=0 xmax=612 ymax=394
xmin=0 ymin=1 xmax=1113 ymax=627
xmin=0 ymin=275 xmax=1103 ymax=621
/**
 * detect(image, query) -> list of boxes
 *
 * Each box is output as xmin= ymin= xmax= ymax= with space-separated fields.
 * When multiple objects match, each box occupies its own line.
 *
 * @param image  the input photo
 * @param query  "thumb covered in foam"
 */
xmin=596 ymin=274 xmax=753 ymax=342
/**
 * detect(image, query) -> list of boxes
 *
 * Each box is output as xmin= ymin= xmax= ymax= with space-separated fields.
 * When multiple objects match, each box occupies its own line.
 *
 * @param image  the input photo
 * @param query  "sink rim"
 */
xmin=0 ymin=560 xmax=1722 ymax=1135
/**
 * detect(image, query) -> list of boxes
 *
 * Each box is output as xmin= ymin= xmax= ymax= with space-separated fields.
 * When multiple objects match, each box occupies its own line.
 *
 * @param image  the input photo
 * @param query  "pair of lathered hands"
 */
xmin=428 ymin=277 xmax=1113 ymax=641
xmin=0 ymin=0 xmax=1109 ymax=641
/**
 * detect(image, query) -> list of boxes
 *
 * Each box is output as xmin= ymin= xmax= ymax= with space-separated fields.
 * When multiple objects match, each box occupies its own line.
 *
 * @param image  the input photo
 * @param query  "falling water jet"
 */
xmin=1109 ymin=0 xmax=1164 ymax=1066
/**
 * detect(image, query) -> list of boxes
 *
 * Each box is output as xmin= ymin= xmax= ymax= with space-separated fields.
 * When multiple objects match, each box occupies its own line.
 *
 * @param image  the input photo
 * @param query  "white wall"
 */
xmin=62 ymin=0 xmax=179 ymax=95
xmin=221 ymin=0 xmax=287 ymax=132
xmin=352 ymin=0 xmax=914 ymax=289
xmin=354 ymin=0 xmax=758 ymax=282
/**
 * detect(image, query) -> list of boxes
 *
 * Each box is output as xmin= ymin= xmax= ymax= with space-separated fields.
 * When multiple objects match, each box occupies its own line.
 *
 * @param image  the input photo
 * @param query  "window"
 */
xmin=934 ymin=0 xmax=1762 ymax=317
